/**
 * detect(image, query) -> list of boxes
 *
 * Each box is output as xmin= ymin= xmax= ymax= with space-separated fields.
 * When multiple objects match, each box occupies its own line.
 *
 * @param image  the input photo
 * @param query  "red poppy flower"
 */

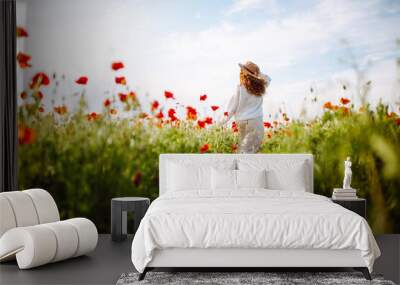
xmin=18 ymin=125 xmax=35 ymax=145
xmin=30 ymin=72 xmax=50 ymax=89
xmin=20 ymin=91 xmax=28 ymax=100
xmin=341 ymin=106 xmax=350 ymax=115
xmin=164 ymin=90 xmax=175 ymax=99
xmin=33 ymin=91 xmax=44 ymax=101
xmin=38 ymin=106 xmax=45 ymax=113
xmin=111 ymin=61 xmax=124 ymax=71
xmin=168 ymin=108 xmax=178 ymax=121
xmin=168 ymin=108 xmax=176 ymax=116
xmin=75 ymin=76 xmax=88 ymax=85
xmin=231 ymin=144 xmax=238 ymax=152
xmin=232 ymin=121 xmax=238 ymax=132
xmin=54 ymin=105 xmax=68 ymax=115
xmin=323 ymin=101 xmax=333 ymax=110
xmin=224 ymin=112 xmax=229 ymax=117
xmin=156 ymin=110 xmax=164 ymax=119
xmin=200 ymin=94 xmax=207 ymax=101
xmin=200 ymin=143 xmax=209 ymax=153
xmin=151 ymin=100 xmax=159 ymax=112
xmin=197 ymin=120 xmax=206 ymax=128
xmin=16 ymin=52 xmax=32 ymax=69
xmin=110 ymin=108 xmax=118 ymax=115
xmin=16 ymin=27 xmax=28 ymax=37
xmin=204 ymin=117 xmax=213 ymax=125
xmin=115 ymin=76 xmax=126 ymax=85
xmin=340 ymin=97 xmax=350 ymax=105
xmin=132 ymin=171 xmax=142 ymax=187
xmin=104 ymin=98 xmax=111 ymax=107
xmin=87 ymin=112 xmax=100 ymax=121
xmin=186 ymin=106 xmax=197 ymax=120
xmin=396 ymin=118 xmax=400 ymax=126
xmin=264 ymin=122 xmax=272 ymax=128
xmin=129 ymin=91 xmax=137 ymax=101
xmin=211 ymin=105 xmax=219 ymax=111
xmin=119 ymin=93 xmax=128 ymax=102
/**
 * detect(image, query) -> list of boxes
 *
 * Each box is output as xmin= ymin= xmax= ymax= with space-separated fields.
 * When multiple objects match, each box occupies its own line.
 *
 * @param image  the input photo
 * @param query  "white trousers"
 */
xmin=237 ymin=117 xmax=264 ymax=153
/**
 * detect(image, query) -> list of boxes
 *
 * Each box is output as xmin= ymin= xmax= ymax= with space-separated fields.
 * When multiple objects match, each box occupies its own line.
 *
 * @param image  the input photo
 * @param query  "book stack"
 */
xmin=332 ymin=188 xmax=357 ymax=200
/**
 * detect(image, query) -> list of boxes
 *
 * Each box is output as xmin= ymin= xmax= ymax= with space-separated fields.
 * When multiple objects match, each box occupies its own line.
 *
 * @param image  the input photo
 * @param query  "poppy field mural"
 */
xmin=16 ymin=0 xmax=400 ymax=234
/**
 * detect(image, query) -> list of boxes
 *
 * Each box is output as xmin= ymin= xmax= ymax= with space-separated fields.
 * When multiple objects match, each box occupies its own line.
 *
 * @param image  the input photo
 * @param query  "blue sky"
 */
xmin=17 ymin=0 xmax=400 ymax=119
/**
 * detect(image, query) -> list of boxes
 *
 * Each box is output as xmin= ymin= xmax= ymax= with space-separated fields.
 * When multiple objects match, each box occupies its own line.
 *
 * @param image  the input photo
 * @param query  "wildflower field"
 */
xmin=17 ymin=27 xmax=400 ymax=233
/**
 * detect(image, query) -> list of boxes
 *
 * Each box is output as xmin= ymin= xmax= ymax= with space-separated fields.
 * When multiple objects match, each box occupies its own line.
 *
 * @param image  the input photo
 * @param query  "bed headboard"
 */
xmin=159 ymin=153 xmax=314 ymax=195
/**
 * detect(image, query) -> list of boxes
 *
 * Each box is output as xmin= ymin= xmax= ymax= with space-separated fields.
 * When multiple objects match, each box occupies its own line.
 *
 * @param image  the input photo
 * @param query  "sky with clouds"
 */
xmin=17 ymin=0 xmax=400 ymax=120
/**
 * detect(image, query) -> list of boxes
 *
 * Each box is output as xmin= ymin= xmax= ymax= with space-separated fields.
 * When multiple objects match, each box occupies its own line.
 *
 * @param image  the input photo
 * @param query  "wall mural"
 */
xmin=16 ymin=0 xmax=400 ymax=233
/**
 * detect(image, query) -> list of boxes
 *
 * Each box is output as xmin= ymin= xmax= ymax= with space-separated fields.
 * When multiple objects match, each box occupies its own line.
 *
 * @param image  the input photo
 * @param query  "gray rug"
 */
xmin=116 ymin=271 xmax=396 ymax=285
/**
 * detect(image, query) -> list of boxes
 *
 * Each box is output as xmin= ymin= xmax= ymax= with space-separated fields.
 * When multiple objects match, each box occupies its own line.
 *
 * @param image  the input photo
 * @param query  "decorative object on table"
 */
xmin=332 ymin=156 xmax=358 ymax=200
xmin=111 ymin=197 xmax=150 ymax=242
xmin=332 ymin=188 xmax=358 ymax=200
xmin=343 ymin=156 xmax=352 ymax=189
xmin=116 ymin=271 xmax=394 ymax=285
xmin=331 ymin=198 xmax=366 ymax=218
xmin=0 ymin=189 xmax=98 ymax=269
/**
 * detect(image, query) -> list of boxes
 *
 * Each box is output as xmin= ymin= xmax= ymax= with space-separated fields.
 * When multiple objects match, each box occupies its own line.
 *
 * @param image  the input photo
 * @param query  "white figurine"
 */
xmin=343 ymin=157 xmax=352 ymax=189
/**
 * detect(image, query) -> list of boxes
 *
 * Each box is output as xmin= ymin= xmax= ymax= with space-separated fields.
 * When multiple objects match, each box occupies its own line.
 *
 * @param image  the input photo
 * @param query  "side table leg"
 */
xmin=111 ymin=202 xmax=124 ymax=242
xmin=122 ymin=210 xmax=127 ymax=236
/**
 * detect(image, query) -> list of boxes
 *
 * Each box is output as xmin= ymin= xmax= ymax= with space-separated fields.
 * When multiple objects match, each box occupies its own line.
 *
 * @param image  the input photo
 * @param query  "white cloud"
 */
xmin=225 ymin=0 xmax=279 ymax=15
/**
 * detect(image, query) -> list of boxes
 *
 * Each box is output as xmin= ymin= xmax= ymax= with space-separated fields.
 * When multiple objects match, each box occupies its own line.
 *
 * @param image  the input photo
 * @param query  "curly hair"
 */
xmin=240 ymin=70 xmax=266 ymax=97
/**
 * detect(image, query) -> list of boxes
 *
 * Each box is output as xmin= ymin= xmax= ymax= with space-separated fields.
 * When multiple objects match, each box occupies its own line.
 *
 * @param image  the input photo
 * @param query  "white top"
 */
xmin=222 ymin=85 xmax=263 ymax=123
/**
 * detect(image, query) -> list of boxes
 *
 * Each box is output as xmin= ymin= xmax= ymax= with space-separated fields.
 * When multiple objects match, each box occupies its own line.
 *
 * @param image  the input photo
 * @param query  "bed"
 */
xmin=131 ymin=154 xmax=380 ymax=280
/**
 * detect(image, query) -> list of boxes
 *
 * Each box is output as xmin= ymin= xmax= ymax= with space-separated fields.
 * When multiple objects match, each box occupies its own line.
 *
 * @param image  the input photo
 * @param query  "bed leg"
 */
xmin=138 ymin=268 xmax=148 ymax=281
xmin=354 ymin=267 xmax=371 ymax=280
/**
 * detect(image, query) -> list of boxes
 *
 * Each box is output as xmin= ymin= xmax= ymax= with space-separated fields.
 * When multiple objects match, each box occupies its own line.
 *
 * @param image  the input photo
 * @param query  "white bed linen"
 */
xmin=131 ymin=190 xmax=380 ymax=273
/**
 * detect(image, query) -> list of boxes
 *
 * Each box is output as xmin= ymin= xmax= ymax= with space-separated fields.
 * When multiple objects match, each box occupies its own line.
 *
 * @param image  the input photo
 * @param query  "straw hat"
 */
xmin=238 ymin=61 xmax=271 ymax=85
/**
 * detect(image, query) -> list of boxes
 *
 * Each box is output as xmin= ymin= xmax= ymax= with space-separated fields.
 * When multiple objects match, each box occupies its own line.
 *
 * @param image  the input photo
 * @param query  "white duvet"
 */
xmin=131 ymin=190 xmax=380 ymax=273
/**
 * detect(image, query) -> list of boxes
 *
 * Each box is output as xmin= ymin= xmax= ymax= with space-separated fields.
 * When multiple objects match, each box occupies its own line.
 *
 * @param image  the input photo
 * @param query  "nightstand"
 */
xmin=331 ymin=198 xmax=366 ymax=218
xmin=111 ymin=197 xmax=150 ymax=242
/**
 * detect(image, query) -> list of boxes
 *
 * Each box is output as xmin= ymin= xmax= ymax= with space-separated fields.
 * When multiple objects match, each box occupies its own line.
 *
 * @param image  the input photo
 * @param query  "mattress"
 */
xmin=131 ymin=189 xmax=380 ymax=273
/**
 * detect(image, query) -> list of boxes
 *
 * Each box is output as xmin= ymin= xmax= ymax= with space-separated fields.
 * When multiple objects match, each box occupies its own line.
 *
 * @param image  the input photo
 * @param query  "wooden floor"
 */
xmin=0 ymin=234 xmax=399 ymax=285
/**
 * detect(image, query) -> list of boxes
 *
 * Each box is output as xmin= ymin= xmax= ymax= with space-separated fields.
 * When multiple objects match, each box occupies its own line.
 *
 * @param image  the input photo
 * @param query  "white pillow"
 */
xmin=166 ymin=158 xmax=236 ymax=192
xmin=266 ymin=167 xmax=306 ymax=191
xmin=211 ymin=168 xmax=236 ymax=190
xmin=167 ymin=162 xmax=211 ymax=191
xmin=237 ymin=159 xmax=308 ymax=191
xmin=236 ymin=169 xmax=267 ymax=189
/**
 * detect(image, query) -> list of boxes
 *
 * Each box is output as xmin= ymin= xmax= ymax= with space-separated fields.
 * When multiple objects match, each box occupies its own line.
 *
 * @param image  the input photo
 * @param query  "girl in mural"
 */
xmin=221 ymin=61 xmax=271 ymax=153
